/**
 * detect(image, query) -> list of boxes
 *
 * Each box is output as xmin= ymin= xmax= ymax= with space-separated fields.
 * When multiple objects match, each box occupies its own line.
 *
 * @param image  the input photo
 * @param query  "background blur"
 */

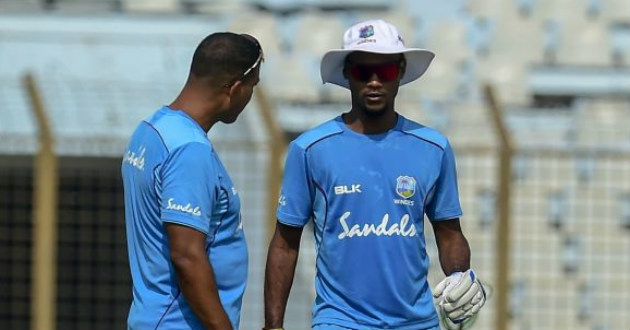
xmin=1 ymin=0 xmax=629 ymax=329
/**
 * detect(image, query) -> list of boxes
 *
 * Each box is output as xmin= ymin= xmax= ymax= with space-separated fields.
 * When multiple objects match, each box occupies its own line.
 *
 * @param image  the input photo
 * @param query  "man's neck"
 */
xmin=343 ymin=108 xmax=398 ymax=135
xmin=169 ymin=84 xmax=224 ymax=132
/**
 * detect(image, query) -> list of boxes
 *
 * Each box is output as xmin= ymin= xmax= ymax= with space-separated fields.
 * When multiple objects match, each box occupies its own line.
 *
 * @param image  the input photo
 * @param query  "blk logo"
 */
xmin=334 ymin=184 xmax=362 ymax=195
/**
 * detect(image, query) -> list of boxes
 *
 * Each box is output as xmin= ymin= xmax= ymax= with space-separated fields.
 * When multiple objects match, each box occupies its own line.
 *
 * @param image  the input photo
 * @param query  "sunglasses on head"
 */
xmin=347 ymin=61 xmax=402 ymax=83
xmin=225 ymin=38 xmax=264 ymax=87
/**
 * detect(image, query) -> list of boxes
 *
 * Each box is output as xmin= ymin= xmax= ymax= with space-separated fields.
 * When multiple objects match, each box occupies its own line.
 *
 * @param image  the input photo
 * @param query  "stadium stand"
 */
xmin=0 ymin=1 xmax=629 ymax=329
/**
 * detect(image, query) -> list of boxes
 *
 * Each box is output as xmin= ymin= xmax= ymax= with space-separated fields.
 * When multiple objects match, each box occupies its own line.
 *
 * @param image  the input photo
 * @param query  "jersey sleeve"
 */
xmin=276 ymin=142 xmax=314 ymax=227
xmin=425 ymin=140 xmax=463 ymax=221
xmin=159 ymin=142 xmax=217 ymax=236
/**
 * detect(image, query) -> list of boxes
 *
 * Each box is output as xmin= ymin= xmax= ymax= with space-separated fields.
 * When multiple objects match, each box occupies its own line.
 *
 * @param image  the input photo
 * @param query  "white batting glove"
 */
xmin=433 ymin=269 xmax=486 ymax=323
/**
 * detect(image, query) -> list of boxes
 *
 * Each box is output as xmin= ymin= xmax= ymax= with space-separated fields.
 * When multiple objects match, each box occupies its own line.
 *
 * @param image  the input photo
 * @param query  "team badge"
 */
xmin=395 ymin=176 xmax=416 ymax=199
xmin=359 ymin=25 xmax=374 ymax=38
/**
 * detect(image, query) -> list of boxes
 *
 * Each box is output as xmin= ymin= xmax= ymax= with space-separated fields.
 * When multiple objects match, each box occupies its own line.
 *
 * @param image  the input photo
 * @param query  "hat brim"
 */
xmin=320 ymin=48 xmax=435 ymax=88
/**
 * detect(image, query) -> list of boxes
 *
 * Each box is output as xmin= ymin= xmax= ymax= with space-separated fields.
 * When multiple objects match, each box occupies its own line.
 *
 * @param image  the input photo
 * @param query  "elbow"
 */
xmin=170 ymin=248 xmax=202 ymax=272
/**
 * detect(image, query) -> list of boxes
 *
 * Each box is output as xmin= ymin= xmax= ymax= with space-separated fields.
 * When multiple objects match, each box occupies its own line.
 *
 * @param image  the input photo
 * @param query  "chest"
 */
xmin=308 ymin=138 xmax=443 ymax=206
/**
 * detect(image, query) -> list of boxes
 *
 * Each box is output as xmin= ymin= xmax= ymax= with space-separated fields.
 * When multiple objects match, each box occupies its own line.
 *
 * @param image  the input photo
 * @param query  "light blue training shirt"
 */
xmin=277 ymin=114 xmax=462 ymax=330
xmin=122 ymin=106 xmax=247 ymax=330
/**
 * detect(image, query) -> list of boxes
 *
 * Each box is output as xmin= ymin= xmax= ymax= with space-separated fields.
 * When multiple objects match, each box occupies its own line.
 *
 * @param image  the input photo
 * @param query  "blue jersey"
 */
xmin=277 ymin=115 xmax=462 ymax=330
xmin=122 ymin=106 xmax=247 ymax=330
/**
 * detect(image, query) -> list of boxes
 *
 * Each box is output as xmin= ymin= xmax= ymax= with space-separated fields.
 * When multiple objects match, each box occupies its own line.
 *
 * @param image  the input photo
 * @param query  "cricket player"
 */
xmin=264 ymin=19 xmax=485 ymax=330
xmin=122 ymin=32 xmax=263 ymax=330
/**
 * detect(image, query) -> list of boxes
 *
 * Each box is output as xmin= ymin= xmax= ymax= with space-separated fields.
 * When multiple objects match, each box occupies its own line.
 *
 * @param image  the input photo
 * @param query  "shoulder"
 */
xmin=291 ymin=117 xmax=343 ymax=150
xmin=399 ymin=116 xmax=449 ymax=151
xmin=144 ymin=107 xmax=212 ymax=152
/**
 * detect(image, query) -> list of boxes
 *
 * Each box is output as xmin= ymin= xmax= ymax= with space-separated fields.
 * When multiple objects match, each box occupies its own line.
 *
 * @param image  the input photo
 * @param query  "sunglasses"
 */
xmin=347 ymin=61 xmax=401 ymax=83
xmin=225 ymin=39 xmax=264 ymax=87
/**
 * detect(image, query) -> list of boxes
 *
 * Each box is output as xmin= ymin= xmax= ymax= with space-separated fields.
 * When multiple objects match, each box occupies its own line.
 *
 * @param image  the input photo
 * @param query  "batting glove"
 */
xmin=433 ymin=269 xmax=486 ymax=323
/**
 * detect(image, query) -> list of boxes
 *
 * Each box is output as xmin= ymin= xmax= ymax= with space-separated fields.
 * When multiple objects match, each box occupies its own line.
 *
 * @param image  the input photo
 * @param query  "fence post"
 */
xmin=24 ymin=73 xmax=58 ymax=330
xmin=254 ymin=87 xmax=287 ymax=242
xmin=484 ymin=85 xmax=514 ymax=330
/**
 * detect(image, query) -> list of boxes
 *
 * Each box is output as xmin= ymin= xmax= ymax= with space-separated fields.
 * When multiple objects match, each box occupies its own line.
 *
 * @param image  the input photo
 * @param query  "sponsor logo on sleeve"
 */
xmin=123 ymin=146 xmax=146 ymax=170
xmin=166 ymin=198 xmax=201 ymax=217
xmin=278 ymin=194 xmax=286 ymax=207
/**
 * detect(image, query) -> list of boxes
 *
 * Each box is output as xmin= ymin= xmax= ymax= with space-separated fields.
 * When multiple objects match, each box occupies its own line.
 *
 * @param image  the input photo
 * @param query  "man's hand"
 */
xmin=433 ymin=269 xmax=486 ymax=323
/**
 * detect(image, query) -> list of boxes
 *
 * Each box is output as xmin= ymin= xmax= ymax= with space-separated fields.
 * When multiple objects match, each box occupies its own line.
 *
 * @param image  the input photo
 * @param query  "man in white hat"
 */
xmin=263 ymin=19 xmax=486 ymax=330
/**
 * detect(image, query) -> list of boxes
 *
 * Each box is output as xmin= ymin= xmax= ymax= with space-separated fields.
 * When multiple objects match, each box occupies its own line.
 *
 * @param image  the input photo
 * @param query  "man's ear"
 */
xmin=228 ymin=80 xmax=242 ymax=97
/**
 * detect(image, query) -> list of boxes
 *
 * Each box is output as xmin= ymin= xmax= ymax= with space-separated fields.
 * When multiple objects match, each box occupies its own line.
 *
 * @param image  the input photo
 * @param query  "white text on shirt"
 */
xmin=337 ymin=211 xmax=417 ymax=239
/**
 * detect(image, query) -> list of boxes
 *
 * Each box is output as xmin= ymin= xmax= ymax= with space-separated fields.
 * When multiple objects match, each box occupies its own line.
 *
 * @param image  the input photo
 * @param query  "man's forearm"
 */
xmin=172 ymin=254 xmax=232 ymax=330
xmin=264 ymin=239 xmax=300 ymax=328
xmin=438 ymin=233 xmax=471 ymax=275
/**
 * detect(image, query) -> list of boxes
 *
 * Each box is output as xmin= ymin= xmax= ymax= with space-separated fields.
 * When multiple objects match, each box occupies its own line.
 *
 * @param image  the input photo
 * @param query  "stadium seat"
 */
xmin=121 ymin=0 xmax=180 ymax=13
xmin=229 ymin=10 xmax=284 ymax=56
xmin=302 ymin=0 xmax=391 ymax=11
xmin=292 ymin=10 xmax=346 ymax=57
xmin=534 ymin=0 xmax=583 ymax=21
xmin=574 ymin=100 xmax=630 ymax=149
xmin=445 ymin=102 xmax=495 ymax=146
xmin=476 ymin=14 xmax=544 ymax=104
xmin=40 ymin=0 xmax=117 ymax=13
xmin=0 ymin=0 xmax=44 ymax=12
xmin=556 ymin=15 xmax=611 ymax=66
xmin=411 ymin=55 xmax=459 ymax=101
xmin=466 ymin=0 xmax=514 ymax=19
xmin=542 ymin=19 xmax=561 ymax=63
xmin=602 ymin=0 xmax=630 ymax=21
xmin=260 ymin=52 xmax=320 ymax=103
xmin=490 ymin=13 xmax=546 ymax=64
xmin=478 ymin=58 xmax=529 ymax=105
xmin=189 ymin=0 xmax=250 ymax=15
xmin=426 ymin=19 xmax=471 ymax=62
xmin=610 ymin=22 xmax=630 ymax=66
xmin=414 ymin=20 xmax=471 ymax=100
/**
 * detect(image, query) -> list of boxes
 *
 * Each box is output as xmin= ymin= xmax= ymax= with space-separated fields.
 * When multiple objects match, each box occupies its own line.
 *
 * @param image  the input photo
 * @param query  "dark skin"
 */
xmin=343 ymin=51 xmax=403 ymax=134
xmin=167 ymin=224 xmax=233 ymax=330
xmin=170 ymin=66 xmax=260 ymax=132
xmin=166 ymin=35 xmax=261 ymax=330
xmin=264 ymin=223 xmax=303 ymax=329
xmin=264 ymin=51 xmax=472 ymax=329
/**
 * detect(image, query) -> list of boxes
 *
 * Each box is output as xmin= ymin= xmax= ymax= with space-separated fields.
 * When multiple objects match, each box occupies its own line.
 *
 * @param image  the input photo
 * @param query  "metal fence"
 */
xmin=1 ymin=76 xmax=629 ymax=330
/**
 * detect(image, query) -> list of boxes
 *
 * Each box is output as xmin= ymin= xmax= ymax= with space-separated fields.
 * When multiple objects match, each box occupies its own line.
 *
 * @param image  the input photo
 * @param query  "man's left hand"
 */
xmin=433 ymin=269 xmax=486 ymax=323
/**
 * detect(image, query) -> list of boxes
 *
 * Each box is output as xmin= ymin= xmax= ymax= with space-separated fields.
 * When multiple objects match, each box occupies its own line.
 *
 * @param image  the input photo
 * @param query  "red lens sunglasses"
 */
xmin=347 ymin=61 xmax=402 ymax=82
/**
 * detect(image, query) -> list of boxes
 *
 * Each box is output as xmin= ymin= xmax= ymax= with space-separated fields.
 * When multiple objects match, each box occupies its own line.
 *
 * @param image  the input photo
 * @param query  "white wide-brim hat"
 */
xmin=320 ymin=19 xmax=435 ymax=89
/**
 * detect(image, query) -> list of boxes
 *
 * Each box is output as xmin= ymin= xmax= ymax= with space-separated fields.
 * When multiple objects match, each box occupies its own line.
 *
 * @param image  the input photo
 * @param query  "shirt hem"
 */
xmin=161 ymin=217 xmax=210 ymax=235
xmin=312 ymin=315 xmax=440 ymax=330
xmin=429 ymin=209 xmax=463 ymax=221
xmin=276 ymin=211 xmax=309 ymax=227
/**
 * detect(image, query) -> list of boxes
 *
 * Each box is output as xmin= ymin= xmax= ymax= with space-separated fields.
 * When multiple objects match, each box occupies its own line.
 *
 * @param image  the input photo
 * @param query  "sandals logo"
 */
xmin=123 ymin=145 xmax=146 ymax=171
xmin=337 ymin=212 xmax=417 ymax=240
xmin=166 ymin=198 xmax=201 ymax=217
